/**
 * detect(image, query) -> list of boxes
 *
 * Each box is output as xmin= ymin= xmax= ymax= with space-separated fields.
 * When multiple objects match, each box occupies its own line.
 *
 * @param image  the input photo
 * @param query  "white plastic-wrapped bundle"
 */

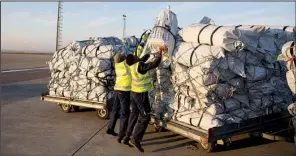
xmin=199 ymin=16 xmax=215 ymax=25
xmin=226 ymin=53 xmax=246 ymax=78
xmin=173 ymin=42 xmax=225 ymax=67
xmin=172 ymin=62 xmax=189 ymax=86
xmin=189 ymin=65 xmax=219 ymax=88
xmin=249 ymin=95 xmax=286 ymax=111
xmin=269 ymin=26 xmax=295 ymax=33
xmin=177 ymin=85 xmax=196 ymax=98
xmin=247 ymin=80 xmax=276 ymax=99
xmin=228 ymin=78 xmax=246 ymax=95
xmin=88 ymin=85 xmax=107 ymax=102
xmin=174 ymin=107 xmax=225 ymax=130
xmin=203 ymin=98 xmax=241 ymax=116
xmin=66 ymin=40 xmax=92 ymax=56
xmin=82 ymin=44 xmax=126 ymax=59
xmin=141 ymin=6 xmax=178 ymax=66
xmin=282 ymin=41 xmax=295 ymax=59
xmin=179 ymin=24 xmax=244 ymax=52
xmin=234 ymin=25 xmax=268 ymax=53
xmin=286 ymin=70 xmax=296 ymax=94
xmin=93 ymin=37 xmax=123 ymax=45
xmin=123 ymin=36 xmax=139 ymax=48
xmin=246 ymin=65 xmax=272 ymax=81
xmin=268 ymin=26 xmax=295 ymax=43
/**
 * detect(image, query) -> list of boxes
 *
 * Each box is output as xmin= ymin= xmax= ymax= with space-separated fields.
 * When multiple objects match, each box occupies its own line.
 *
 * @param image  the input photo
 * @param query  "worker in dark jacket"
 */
xmin=123 ymin=44 xmax=167 ymax=152
xmin=120 ymin=53 xmax=151 ymax=147
xmin=106 ymin=52 xmax=131 ymax=139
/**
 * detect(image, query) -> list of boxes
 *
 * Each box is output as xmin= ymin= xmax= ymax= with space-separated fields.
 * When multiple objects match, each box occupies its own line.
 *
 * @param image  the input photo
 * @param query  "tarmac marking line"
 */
xmin=71 ymin=122 xmax=108 ymax=156
xmin=1 ymin=67 xmax=49 ymax=73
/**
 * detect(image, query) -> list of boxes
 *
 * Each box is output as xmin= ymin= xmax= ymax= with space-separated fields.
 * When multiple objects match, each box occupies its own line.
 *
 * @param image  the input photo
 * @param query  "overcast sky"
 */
xmin=1 ymin=2 xmax=295 ymax=52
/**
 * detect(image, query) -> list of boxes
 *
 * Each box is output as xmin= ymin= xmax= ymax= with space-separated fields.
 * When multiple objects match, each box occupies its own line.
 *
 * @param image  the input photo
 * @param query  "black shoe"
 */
xmin=116 ymin=137 xmax=122 ymax=144
xmin=106 ymin=129 xmax=118 ymax=136
xmin=129 ymin=138 xmax=144 ymax=153
xmin=122 ymin=136 xmax=132 ymax=147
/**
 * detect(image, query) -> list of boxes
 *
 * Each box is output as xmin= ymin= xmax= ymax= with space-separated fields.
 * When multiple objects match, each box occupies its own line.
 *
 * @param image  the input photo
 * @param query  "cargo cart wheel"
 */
xmin=72 ymin=106 xmax=80 ymax=112
xmin=199 ymin=141 xmax=215 ymax=153
xmin=58 ymin=103 xmax=72 ymax=113
xmin=96 ymin=108 xmax=109 ymax=120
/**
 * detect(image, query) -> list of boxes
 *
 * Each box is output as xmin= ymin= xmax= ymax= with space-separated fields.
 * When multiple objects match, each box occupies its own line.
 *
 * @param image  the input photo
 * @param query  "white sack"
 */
xmin=281 ymin=41 xmax=295 ymax=59
xmin=199 ymin=16 xmax=215 ymax=25
xmin=286 ymin=70 xmax=296 ymax=94
xmin=179 ymin=24 xmax=244 ymax=52
xmin=141 ymin=7 xmax=178 ymax=66
xmin=246 ymin=65 xmax=271 ymax=81
xmin=93 ymin=37 xmax=123 ymax=45
xmin=82 ymin=44 xmax=126 ymax=59
xmin=173 ymin=42 xmax=225 ymax=67
xmin=66 ymin=41 xmax=91 ymax=55
xmin=123 ymin=36 xmax=139 ymax=48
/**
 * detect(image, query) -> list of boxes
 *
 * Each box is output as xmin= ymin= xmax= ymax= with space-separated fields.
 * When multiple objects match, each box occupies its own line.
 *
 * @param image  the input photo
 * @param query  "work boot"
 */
xmin=122 ymin=136 xmax=132 ymax=147
xmin=106 ymin=129 xmax=118 ymax=136
xmin=117 ymin=137 xmax=123 ymax=144
xmin=129 ymin=137 xmax=144 ymax=153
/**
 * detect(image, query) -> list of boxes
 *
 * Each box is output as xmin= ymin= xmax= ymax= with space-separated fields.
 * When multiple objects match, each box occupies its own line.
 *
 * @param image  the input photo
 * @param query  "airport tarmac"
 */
xmin=1 ymin=53 xmax=52 ymax=71
xmin=1 ymin=53 xmax=296 ymax=156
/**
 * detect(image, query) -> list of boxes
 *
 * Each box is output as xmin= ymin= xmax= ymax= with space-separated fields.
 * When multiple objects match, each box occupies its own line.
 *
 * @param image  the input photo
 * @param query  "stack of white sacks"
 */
xmin=170 ymin=22 xmax=295 ymax=130
xmin=47 ymin=7 xmax=295 ymax=130
xmin=282 ymin=41 xmax=296 ymax=95
xmin=141 ymin=7 xmax=295 ymax=130
xmin=140 ymin=6 xmax=179 ymax=119
xmin=48 ymin=36 xmax=139 ymax=103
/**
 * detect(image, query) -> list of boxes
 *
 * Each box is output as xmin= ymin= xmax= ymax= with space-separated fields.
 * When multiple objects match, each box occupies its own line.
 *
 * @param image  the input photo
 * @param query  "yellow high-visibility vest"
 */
xmin=114 ymin=60 xmax=132 ymax=91
xmin=136 ymin=45 xmax=144 ymax=57
xmin=129 ymin=62 xmax=153 ymax=93
xmin=142 ymin=34 xmax=149 ymax=42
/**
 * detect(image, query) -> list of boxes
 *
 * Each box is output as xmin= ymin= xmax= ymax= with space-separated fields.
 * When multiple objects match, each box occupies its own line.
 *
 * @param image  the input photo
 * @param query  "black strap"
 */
xmin=283 ymin=26 xmax=289 ymax=31
xmin=290 ymin=41 xmax=295 ymax=57
xmin=153 ymin=25 xmax=177 ymax=42
xmin=190 ymin=44 xmax=202 ymax=66
xmin=278 ymin=62 xmax=282 ymax=74
xmin=197 ymin=24 xmax=211 ymax=43
xmin=83 ymin=45 xmax=88 ymax=56
xmin=189 ymin=118 xmax=193 ymax=126
xmin=139 ymin=29 xmax=149 ymax=43
xmin=250 ymin=25 xmax=255 ymax=28
xmin=95 ymin=45 xmax=101 ymax=57
xmin=210 ymin=26 xmax=223 ymax=46
xmin=187 ymin=86 xmax=190 ymax=96
xmin=235 ymin=25 xmax=242 ymax=29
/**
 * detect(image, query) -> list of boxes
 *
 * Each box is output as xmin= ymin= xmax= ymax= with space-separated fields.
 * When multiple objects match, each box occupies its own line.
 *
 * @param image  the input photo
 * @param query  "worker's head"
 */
xmin=113 ymin=52 xmax=126 ymax=63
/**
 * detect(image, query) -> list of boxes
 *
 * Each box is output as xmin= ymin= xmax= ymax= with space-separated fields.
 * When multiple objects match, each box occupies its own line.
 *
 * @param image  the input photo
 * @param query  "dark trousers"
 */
xmin=292 ymin=116 xmax=296 ymax=145
xmin=129 ymin=91 xmax=151 ymax=143
xmin=107 ymin=91 xmax=130 ymax=138
xmin=125 ymin=97 xmax=140 ymax=138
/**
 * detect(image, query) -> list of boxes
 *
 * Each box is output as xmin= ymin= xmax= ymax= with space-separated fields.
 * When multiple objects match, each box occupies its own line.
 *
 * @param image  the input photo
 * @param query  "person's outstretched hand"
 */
xmin=159 ymin=44 xmax=168 ymax=55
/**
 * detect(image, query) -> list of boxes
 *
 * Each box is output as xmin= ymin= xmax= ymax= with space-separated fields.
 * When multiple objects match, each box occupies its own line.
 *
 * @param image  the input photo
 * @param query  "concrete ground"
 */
xmin=1 ymin=53 xmax=52 ymax=70
xmin=1 ymin=54 xmax=296 ymax=156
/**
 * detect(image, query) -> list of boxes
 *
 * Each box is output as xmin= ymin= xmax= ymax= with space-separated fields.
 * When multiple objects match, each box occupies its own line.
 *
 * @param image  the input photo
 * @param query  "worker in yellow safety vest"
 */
xmin=135 ymin=31 xmax=150 ymax=58
xmin=106 ymin=52 xmax=132 ymax=143
xmin=122 ymin=44 xmax=167 ymax=152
